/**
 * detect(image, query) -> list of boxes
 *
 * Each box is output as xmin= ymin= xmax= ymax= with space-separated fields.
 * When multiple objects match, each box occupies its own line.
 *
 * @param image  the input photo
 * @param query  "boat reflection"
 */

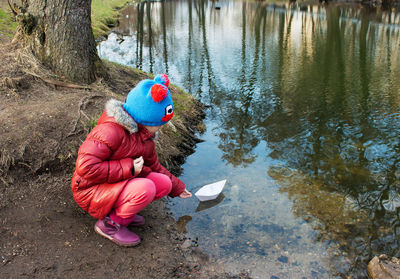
xmin=195 ymin=193 xmax=225 ymax=212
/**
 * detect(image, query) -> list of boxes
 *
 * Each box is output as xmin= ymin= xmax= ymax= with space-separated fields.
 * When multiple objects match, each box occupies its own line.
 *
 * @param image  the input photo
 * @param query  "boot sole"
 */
xmin=94 ymin=225 xmax=141 ymax=247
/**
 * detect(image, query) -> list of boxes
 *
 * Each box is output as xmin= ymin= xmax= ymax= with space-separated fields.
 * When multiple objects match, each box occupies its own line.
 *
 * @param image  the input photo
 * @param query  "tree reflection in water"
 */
xmin=258 ymin=4 xmax=400 ymax=276
xmin=99 ymin=1 xmax=400 ymax=277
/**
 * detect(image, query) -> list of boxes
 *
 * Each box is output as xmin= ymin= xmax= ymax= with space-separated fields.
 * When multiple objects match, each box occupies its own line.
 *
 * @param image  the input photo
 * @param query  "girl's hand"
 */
xmin=133 ymin=156 xmax=144 ymax=176
xmin=178 ymin=189 xmax=192 ymax=199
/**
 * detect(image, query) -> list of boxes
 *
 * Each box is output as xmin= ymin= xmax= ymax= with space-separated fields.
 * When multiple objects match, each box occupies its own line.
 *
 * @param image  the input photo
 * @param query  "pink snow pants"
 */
xmin=109 ymin=172 xmax=172 ymax=226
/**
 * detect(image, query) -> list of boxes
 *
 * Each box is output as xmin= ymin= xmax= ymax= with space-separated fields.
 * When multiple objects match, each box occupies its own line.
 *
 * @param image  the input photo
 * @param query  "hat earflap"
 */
xmin=150 ymin=84 xmax=168 ymax=103
xmin=154 ymin=74 xmax=170 ymax=87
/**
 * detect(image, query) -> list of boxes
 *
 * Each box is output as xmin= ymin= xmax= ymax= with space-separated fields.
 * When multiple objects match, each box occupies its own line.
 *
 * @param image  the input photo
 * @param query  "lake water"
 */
xmin=98 ymin=1 xmax=400 ymax=278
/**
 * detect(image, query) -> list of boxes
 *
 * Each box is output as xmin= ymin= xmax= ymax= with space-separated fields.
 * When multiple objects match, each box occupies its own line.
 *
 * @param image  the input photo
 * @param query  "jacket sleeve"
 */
xmin=145 ymin=142 xmax=186 ymax=197
xmin=75 ymin=124 xmax=134 ymax=185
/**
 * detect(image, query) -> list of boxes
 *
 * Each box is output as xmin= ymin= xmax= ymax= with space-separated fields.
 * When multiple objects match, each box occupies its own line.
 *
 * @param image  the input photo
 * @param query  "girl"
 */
xmin=71 ymin=74 xmax=192 ymax=247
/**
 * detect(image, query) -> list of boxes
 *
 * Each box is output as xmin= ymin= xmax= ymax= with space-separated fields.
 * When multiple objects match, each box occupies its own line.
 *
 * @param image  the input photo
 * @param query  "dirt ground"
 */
xmin=0 ymin=30 xmax=251 ymax=279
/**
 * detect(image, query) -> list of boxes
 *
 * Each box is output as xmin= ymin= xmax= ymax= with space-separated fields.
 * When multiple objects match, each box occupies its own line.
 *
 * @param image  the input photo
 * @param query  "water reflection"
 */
xmin=195 ymin=193 xmax=225 ymax=212
xmin=98 ymin=1 xmax=400 ymax=278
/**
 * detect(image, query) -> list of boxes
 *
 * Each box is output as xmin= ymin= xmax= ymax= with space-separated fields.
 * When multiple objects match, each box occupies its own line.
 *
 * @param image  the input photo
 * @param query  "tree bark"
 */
xmin=22 ymin=0 xmax=100 ymax=84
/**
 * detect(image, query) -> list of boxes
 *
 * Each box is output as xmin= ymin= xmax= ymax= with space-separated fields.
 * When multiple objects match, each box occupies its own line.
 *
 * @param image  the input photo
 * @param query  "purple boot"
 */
xmin=130 ymin=214 xmax=145 ymax=227
xmin=109 ymin=212 xmax=145 ymax=227
xmin=94 ymin=217 xmax=141 ymax=247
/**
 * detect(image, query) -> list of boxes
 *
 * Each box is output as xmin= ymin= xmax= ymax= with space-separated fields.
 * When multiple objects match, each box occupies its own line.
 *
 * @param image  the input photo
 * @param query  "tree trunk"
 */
xmin=22 ymin=0 xmax=100 ymax=84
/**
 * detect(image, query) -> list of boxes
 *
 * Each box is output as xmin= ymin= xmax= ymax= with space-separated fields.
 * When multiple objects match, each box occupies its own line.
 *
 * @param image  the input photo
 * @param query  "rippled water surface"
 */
xmin=98 ymin=1 xmax=400 ymax=278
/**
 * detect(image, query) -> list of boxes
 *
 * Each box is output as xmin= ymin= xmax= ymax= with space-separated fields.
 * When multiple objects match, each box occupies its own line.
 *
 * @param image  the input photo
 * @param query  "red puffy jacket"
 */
xmin=71 ymin=99 xmax=185 ymax=220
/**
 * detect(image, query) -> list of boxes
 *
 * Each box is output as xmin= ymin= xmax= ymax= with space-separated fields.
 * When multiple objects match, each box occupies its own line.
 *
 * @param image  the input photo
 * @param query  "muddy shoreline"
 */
xmin=0 ymin=36 xmax=251 ymax=278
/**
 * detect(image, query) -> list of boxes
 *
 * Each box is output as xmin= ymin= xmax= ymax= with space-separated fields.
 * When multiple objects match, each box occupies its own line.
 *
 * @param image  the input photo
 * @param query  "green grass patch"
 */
xmin=0 ymin=1 xmax=130 ymax=39
xmin=0 ymin=9 xmax=17 ymax=38
xmin=172 ymin=89 xmax=193 ymax=115
xmin=91 ymin=0 xmax=130 ymax=39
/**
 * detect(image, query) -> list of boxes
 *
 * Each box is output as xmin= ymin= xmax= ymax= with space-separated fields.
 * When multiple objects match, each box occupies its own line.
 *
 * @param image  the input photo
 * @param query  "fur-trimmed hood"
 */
xmin=105 ymin=99 xmax=138 ymax=134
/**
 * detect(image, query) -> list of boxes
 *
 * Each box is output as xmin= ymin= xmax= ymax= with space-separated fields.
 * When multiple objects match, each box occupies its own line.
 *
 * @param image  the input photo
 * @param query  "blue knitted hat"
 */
xmin=123 ymin=74 xmax=174 ymax=126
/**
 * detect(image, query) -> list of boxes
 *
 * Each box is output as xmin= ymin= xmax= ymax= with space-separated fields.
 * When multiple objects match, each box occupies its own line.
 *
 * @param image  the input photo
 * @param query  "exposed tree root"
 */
xmin=68 ymin=94 xmax=103 ymax=137
xmin=15 ymin=46 xmax=91 ymax=90
xmin=24 ymin=70 xmax=91 ymax=90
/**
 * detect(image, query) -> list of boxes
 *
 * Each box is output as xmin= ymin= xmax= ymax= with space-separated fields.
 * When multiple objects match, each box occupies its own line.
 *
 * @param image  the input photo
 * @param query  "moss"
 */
xmin=171 ymin=87 xmax=196 ymax=116
xmin=91 ymin=0 xmax=132 ymax=39
xmin=0 ymin=9 xmax=18 ymax=38
xmin=105 ymin=59 xmax=148 ymax=75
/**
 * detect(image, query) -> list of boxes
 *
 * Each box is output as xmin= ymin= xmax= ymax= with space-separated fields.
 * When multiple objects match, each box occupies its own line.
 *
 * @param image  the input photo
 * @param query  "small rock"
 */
xmin=181 ymin=239 xmax=191 ymax=249
xmin=367 ymin=254 xmax=400 ymax=279
xmin=192 ymin=247 xmax=209 ymax=264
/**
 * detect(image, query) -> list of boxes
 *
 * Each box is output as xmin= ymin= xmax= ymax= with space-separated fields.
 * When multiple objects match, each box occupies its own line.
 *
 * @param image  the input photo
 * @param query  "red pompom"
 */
xmin=160 ymin=74 xmax=170 ymax=87
xmin=150 ymin=84 xmax=168 ymax=103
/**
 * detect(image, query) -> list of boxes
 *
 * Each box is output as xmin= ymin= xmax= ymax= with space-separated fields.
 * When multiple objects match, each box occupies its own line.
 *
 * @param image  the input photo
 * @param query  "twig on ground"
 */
xmin=17 ymin=161 xmax=33 ymax=172
xmin=0 ymin=176 xmax=9 ymax=186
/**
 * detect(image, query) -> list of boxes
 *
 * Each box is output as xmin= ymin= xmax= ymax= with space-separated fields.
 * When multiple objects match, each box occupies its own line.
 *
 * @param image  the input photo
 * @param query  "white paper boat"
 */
xmin=195 ymin=179 xmax=227 ymax=202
